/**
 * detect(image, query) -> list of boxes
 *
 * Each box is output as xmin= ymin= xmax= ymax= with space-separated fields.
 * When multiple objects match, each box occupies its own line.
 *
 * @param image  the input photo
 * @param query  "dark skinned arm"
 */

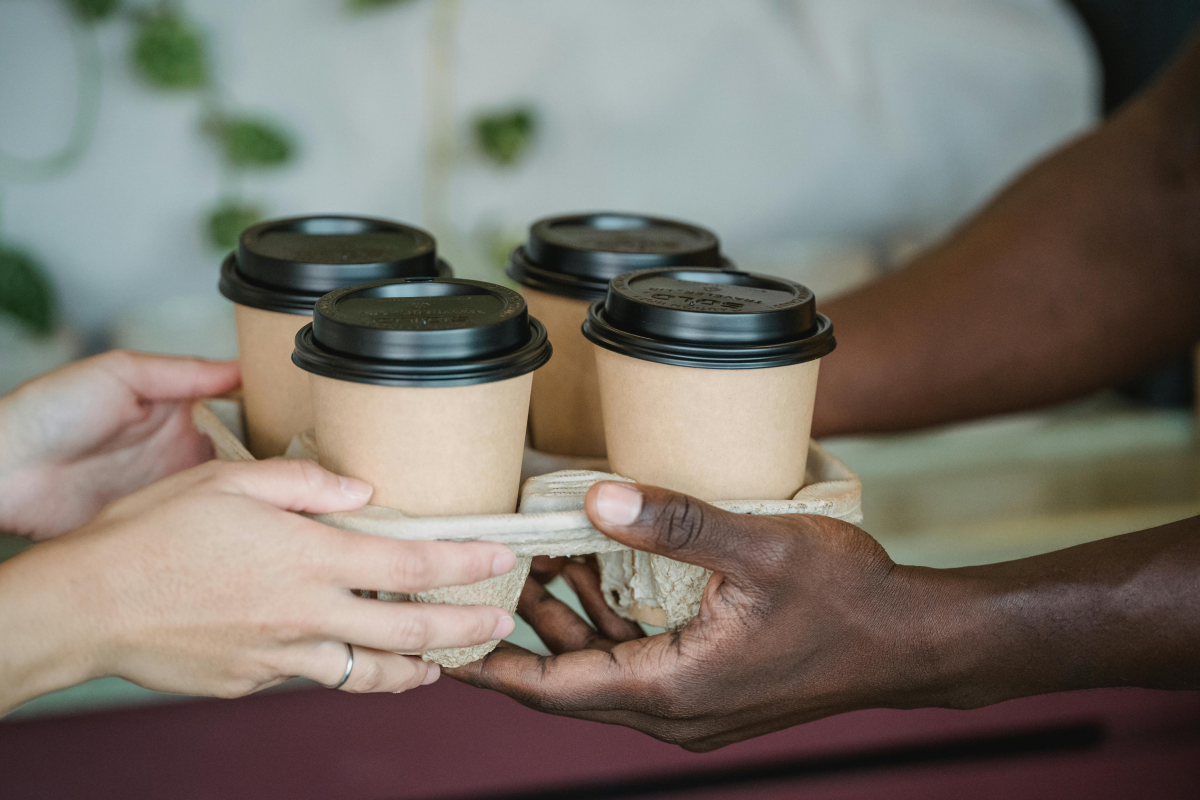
xmin=530 ymin=31 xmax=1200 ymax=586
xmin=813 ymin=28 xmax=1200 ymax=438
xmin=469 ymin=29 xmax=1200 ymax=749
xmin=452 ymin=482 xmax=1200 ymax=752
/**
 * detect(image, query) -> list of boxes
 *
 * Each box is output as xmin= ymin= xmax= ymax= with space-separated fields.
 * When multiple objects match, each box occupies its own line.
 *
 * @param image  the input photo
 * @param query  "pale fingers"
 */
xmin=341 ymin=648 xmax=439 ymax=694
xmin=92 ymin=459 xmax=227 ymax=523
xmin=94 ymin=460 xmax=371 ymax=525
xmin=299 ymin=640 xmax=438 ymax=694
xmin=323 ymin=597 xmax=514 ymax=655
xmin=326 ymin=535 xmax=516 ymax=595
xmin=99 ymin=350 xmax=242 ymax=402
xmin=207 ymin=459 xmax=373 ymax=513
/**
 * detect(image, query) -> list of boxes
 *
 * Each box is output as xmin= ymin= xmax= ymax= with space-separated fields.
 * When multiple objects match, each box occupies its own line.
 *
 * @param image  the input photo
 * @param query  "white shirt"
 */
xmin=0 ymin=0 xmax=1096 ymax=342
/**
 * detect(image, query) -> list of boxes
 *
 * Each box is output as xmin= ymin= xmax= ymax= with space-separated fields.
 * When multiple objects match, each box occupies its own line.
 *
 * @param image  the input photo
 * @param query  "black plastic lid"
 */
xmin=506 ymin=212 xmax=730 ymax=302
xmin=582 ymin=268 xmax=835 ymax=370
xmin=292 ymin=278 xmax=552 ymax=386
xmin=219 ymin=215 xmax=452 ymax=314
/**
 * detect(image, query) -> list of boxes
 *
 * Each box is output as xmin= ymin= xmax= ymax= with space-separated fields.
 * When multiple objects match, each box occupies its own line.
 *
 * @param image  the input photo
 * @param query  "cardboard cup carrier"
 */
xmin=198 ymin=226 xmax=855 ymax=664
xmin=583 ymin=267 xmax=836 ymax=627
xmin=219 ymin=215 xmax=450 ymax=458
xmin=194 ymin=396 xmax=861 ymax=664
xmin=292 ymin=277 xmax=552 ymax=666
xmin=507 ymin=213 xmax=731 ymax=458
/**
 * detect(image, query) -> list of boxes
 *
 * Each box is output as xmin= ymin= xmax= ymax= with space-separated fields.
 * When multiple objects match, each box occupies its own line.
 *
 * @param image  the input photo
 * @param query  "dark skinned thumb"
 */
xmin=584 ymin=481 xmax=764 ymax=579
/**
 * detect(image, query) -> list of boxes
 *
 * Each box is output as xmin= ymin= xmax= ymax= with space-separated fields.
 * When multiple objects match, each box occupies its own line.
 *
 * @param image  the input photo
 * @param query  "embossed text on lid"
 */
xmin=622 ymin=273 xmax=806 ymax=314
xmin=582 ymin=267 xmax=835 ymax=370
xmin=292 ymin=278 xmax=552 ymax=387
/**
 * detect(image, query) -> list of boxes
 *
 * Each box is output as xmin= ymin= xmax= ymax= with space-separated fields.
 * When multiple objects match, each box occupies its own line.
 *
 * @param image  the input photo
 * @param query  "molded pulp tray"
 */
xmin=192 ymin=399 xmax=862 ymax=665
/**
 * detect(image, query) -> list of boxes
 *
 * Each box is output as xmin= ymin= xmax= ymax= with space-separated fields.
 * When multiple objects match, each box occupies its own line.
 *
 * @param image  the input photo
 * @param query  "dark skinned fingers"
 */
xmin=584 ymin=482 xmax=794 ymax=584
xmin=449 ymin=641 xmax=712 ymax=746
xmin=517 ymin=577 xmax=619 ymax=654
xmin=561 ymin=556 xmax=646 ymax=642
xmin=449 ymin=642 xmax=641 ymax=720
xmin=530 ymin=556 xmax=568 ymax=584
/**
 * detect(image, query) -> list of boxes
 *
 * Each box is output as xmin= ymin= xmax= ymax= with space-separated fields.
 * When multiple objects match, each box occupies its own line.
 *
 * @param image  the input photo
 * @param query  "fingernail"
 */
xmin=595 ymin=482 xmax=642 ymax=526
xmin=492 ymin=614 xmax=515 ymax=640
xmin=339 ymin=476 xmax=373 ymax=501
xmin=491 ymin=548 xmax=517 ymax=577
xmin=420 ymin=662 xmax=441 ymax=686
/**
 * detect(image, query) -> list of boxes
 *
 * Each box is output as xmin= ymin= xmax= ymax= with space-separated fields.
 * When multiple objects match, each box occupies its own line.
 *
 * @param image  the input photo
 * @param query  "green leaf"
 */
xmin=0 ymin=247 xmax=57 ymax=336
xmin=132 ymin=9 xmax=208 ymax=90
xmin=345 ymin=0 xmax=418 ymax=12
xmin=206 ymin=201 xmax=263 ymax=251
xmin=68 ymin=0 xmax=121 ymax=22
xmin=214 ymin=118 xmax=294 ymax=169
xmin=474 ymin=106 xmax=538 ymax=167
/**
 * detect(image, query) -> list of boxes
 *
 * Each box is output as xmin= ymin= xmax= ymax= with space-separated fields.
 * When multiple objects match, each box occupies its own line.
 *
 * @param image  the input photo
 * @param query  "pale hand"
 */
xmin=0 ymin=350 xmax=241 ymax=539
xmin=0 ymin=459 xmax=517 ymax=714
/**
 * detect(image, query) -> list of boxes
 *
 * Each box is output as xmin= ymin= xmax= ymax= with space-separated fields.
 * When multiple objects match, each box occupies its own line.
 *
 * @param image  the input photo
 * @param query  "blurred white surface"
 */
xmin=0 ymin=0 xmax=1097 ymax=344
xmin=109 ymin=295 xmax=238 ymax=359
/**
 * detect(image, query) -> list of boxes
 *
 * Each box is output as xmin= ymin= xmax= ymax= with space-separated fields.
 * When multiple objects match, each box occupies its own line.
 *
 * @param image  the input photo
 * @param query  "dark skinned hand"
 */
xmin=451 ymin=480 xmax=950 ymax=752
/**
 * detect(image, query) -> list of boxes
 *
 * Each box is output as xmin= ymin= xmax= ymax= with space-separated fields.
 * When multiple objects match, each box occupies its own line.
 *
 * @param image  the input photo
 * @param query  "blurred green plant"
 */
xmin=206 ymin=117 xmax=294 ymax=169
xmin=474 ymin=106 xmax=538 ymax=166
xmin=132 ymin=6 xmax=208 ymax=90
xmin=346 ymin=0 xmax=418 ymax=11
xmin=68 ymin=0 xmax=121 ymax=22
xmin=0 ymin=246 xmax=57 ymax=336
xmin=206 ymin=201 xmax=264 ymax=251
xmin=118 ymin=2 xmax=297 ymax=248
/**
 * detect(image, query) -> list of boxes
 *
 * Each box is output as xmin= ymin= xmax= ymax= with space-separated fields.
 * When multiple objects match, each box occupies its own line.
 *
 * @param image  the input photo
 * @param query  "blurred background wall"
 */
xmin=1 ymin=0 xmax=1098 ymax=388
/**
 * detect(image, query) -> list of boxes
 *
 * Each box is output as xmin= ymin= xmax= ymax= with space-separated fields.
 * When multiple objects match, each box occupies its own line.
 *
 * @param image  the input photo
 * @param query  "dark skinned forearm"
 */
xmin=915 ymin=515 xmax=1200 ymax=710
xmin=813 ymin=29 xmax=1200 ymax=438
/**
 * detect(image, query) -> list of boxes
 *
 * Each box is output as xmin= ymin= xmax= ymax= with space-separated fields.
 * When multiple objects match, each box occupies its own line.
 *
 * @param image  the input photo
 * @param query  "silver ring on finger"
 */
xmin=331 ymin=642 xmax=354 ymax=690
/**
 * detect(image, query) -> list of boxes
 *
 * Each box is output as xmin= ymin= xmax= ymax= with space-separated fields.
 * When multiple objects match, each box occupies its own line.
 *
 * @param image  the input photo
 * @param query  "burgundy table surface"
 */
xmin=1 ymin=680 xmax=1197 ymax=800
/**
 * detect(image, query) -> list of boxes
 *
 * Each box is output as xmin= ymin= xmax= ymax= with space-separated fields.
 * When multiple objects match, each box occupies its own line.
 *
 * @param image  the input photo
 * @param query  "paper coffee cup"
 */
xmin=218 ymin=215 xmax=451 ymax=458
xmin=507 ymin=212 xmax=732 ymax=457
xmin=232 ymin=304 xmax=314 ymax=459
xmin=585 ymin=267 xmax=834 ymax=627
xmin=583 ymin=268 xmax=836 ymax=502
xmin=520 ymin=289 xmax=606 ymax=457
xmin=294 ymin=278 xmax=551 ymax=669
xmin=292 ymin=278 xmax=552 ymax=516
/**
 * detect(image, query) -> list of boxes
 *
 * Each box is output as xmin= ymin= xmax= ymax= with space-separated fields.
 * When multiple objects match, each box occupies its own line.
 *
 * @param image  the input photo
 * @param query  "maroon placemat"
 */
xmin=1 ymin=679 xmax=1197 ymax=799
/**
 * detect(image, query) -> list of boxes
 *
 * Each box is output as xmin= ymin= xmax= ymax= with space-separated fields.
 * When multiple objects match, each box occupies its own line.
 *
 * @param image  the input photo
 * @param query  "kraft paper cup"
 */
xmin=594 ymin=348 xmax=820 ymax=501
xmin=507 ymin=212 xmax=733 ymax=457
xmin=522 ymin=289 xmax=606 ymax=457
xmin=583 ymin=267 xmax=835 ymax=627
xmin=233 ymin=305 xmax=315 ymax=459
xmin=309 ymin=374 xmax=534 ymax=516
xmin=219 ymin=215 xmax=450 ymax=458
xmin=293 ymin=277 xmax=552 ymax=667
